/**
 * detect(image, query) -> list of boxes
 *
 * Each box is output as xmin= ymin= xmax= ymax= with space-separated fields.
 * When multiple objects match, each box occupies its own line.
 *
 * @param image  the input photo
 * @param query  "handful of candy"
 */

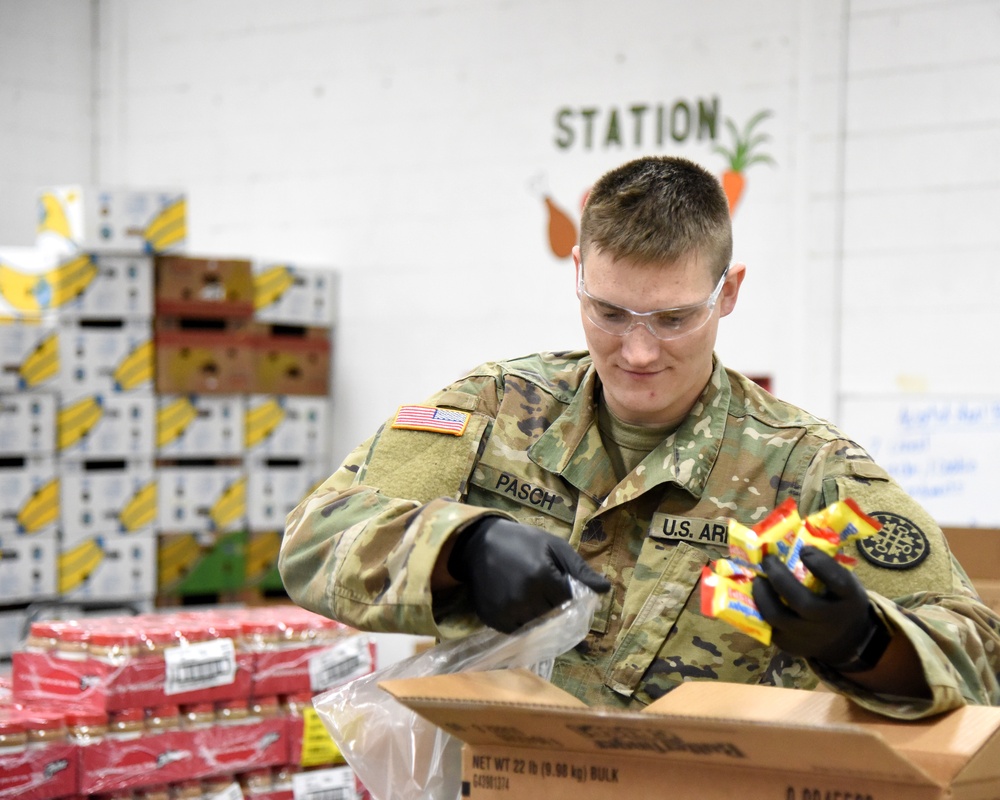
xmin=700 ymin=497 xmax=881 ymax=645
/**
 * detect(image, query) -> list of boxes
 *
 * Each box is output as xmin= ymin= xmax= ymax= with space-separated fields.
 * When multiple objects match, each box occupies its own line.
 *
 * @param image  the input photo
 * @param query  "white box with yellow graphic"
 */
xmin=157 ymin=462 xmax=246 ymax=534
xmin=245 ymin=456 xmax=328 ymax=532
xmin=156 ymin=394 xmax=244 ymax=458
xmin=0 ymin=391 xmax=56 ymax=456
xmin=0 ymin=247 xmax=153 ymax=319
xmin=252 ymin=261 xmax=338 ymax=326
xmin=59 ymin=457 xmax=157 ymax=542
xmin=244 ymin=394 xmax=330 ymax=459
xmin=0 ymin=455 xmax=59 ymax=536
xmin=0 ymin=529 xmax=57 ymax=603
xmin=56 ymin=317 xmax=154 ymax=400
xmin=0 ymin=316 xmax=61 ymax=392
xmin=37 ymin=185 xmax=186 ymax=255
xmin=58 ymin=529 xmax=156 ymax=601
xmin=0 ymin=246 xmax=60 ymax=320
xmin=58 ymin=392 xmax=156 ymax=460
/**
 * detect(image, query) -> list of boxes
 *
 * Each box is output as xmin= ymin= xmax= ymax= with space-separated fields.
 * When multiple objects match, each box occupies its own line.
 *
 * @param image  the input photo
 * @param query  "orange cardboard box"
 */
xmin=155 ymin=255 xmax=254 ymax=318
xmin=154 ymin=317 xmax=255 ymax=394
xmin=252 ymin=324 xmax=331 ymax=396
xmin=944 ymin=527 xmax=1000 ymax=614
xmin=382 ymin=668 xmax=1000 ymax=800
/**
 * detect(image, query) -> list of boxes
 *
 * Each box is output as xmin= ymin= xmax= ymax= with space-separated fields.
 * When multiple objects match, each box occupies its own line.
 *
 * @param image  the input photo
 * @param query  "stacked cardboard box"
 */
xmin=153 ymin=255 xmax=337 ymax=599
xmin=0 ymin=184 xmax=339 ymax=623
xmin=4 ymin=604 xmax=372 ymax=799
xmin=0 ymin=187 xmax=174 ymax=648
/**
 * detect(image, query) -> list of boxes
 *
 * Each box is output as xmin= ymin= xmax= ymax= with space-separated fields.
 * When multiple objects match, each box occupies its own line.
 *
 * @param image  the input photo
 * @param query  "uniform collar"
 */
xmin=529 ymin=356 xmax=730 ymax=503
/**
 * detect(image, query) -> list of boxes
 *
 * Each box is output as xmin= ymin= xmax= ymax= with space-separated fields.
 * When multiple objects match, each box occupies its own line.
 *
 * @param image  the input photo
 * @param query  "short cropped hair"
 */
xmin=579 ymin=155 xmax=733 ymax=280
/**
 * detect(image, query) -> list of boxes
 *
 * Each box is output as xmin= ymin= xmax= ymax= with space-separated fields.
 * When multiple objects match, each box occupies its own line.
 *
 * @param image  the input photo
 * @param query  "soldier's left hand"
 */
xmin=752 ymin=546 xmax=878 ymax=667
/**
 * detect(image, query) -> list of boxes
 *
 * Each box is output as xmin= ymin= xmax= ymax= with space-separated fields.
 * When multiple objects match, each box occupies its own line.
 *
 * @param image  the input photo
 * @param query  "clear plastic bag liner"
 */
xmin=311 ymin=578 xmax=600 ymax=800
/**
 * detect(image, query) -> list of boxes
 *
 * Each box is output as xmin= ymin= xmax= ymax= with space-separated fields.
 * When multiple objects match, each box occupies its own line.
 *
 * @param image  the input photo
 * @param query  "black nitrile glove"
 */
xmin=752 ymin=546 xmax=887 ymax=672
xmin=447 ymin=517 xmax=612 ymax=633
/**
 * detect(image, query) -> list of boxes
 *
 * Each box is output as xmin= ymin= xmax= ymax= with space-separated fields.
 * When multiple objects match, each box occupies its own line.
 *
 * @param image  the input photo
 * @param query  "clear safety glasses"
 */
xmin=577 ymin=264 xmax=730 ymax=341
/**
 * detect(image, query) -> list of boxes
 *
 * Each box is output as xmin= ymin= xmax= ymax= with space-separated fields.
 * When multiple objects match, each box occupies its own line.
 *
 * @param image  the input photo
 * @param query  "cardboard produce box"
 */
xmin=36 ymin=185 xmax=186 ymax=255
xmin=252 ymin=324 xmax=331 ymax=396
xmin=381 ymin=668 xmax=1000 ymax=800
xmin=155 ymin=255 xmax=255 ymax=318
xmin=252 ymin=261 xmax=339 ymax=326
xmin=944 ymin=527 xmax=1000 ymax=613
xmin=154 ymin=317 xmax=255 ymax=394
xmin=0 ymin=316 xmax=60 ymax=391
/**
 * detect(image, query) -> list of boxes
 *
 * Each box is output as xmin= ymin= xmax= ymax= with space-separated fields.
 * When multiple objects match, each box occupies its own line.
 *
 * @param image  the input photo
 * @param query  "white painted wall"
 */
xmin=2 ymin=0 xmax=998 ymax=476
xmin=0 ymin=0 xmax=94 ymax=244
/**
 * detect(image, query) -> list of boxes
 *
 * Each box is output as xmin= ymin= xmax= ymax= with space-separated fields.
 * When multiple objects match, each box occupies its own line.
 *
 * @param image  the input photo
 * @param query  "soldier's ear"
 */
xmin=719 ymin=263 xmax=746 ymax=317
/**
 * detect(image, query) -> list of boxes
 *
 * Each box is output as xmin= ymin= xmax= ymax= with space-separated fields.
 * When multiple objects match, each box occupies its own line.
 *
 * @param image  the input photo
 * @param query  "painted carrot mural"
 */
xmin=529 ymin=172 xmax=579 ymax=259
xmin=713 ymin=109 xmax=775 ymax=215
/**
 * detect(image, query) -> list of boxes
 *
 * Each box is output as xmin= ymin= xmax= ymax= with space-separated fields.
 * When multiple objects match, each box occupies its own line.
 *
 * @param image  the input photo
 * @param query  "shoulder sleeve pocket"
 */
xmin=826 ymin=473 xmax=959 ymax=597
xmin=360 ymin=412 xmax=489 ymax=503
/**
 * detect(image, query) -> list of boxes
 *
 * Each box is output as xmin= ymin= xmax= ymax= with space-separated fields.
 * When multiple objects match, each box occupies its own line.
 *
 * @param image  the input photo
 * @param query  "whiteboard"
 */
xmin=839 ymin=397 xmax=1000 ymax=527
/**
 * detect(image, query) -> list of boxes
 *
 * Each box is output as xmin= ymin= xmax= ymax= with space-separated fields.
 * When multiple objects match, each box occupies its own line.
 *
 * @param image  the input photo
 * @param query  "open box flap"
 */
xmin=381 ymin=669 xmax=959 ymax=787
xmin=650 ymin=681 xmax=1000 ymax=788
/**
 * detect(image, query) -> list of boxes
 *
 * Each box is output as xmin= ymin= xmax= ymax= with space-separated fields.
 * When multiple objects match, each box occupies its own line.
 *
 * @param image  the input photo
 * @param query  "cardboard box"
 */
xmin=252 ymin=324 xmax=331 ymax=396
xmin=252 ymin=261 xmax=339 ymax=326
xmin=245 ymin=529 xmax=283 ymax=590
xmin=156 ymin=530 xmax=247 ymax=595
xmin=66 ymin=252 xmax=154 ymax=318
xmin=154 ymin=317 xmax=255 ymax=394
xmin=381 ymin=668 xmax=1000 ymax=800
xmin=156 ymin=393 xmax=245 ymax=457
xmin=0 ymin=246 xmax=61 ymax=319
xmin=57 ymin=393 xmax=156 ymax=460
xmin=244 ymin=394 xmax=330 ymax=459
xmin=0 ymin=248 xmax=153 ymax=319
xmin=944 ymin=527 xmax=1000 ymax=613
xmin=0 ymin=607 xmax=29 ymax=659
xmin=59 ymin=458 xmax=157 ymax=539
xmin=245 ymin=456 xmax=327 ymax=532
xmin=0 ymin=455 xmax=59 ymax=535
xmin=0 ymin=530 xmax=57 ymax=605
xmin=155 ymin=255 xmax=255 ymax=318
xmin=0 ymin=391 xmax=56 ymax=455
xmin=0 ymin=316 xmax=60 ymax=391
xmin=57 ymin=530 xmax=156 ymax=601
xmin=157 ymin=462 xmax=246 ymax=533
xmin=56 ymin=317 xmax=154 ymax=399
xmin=36 ymin=185 xmax=186 ymax=255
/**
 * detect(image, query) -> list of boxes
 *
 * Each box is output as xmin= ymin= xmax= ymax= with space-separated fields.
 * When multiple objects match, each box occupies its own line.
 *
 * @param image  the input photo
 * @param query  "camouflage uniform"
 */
xmin=280 ymin=351 xmax=1000 ymax=719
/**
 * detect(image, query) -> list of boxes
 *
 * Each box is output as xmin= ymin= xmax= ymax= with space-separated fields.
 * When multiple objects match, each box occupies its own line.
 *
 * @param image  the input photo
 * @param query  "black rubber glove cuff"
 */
xmin=819 ymin=607 xmax=892 ymax=674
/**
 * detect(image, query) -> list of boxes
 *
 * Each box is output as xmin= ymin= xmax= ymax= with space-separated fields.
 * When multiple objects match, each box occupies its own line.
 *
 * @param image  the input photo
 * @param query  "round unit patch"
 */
xmin=857 ymin=511 xmax=930 ymax=570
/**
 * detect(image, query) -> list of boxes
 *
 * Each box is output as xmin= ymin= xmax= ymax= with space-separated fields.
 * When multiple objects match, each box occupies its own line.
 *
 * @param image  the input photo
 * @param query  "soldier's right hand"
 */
xmin=447 ymin=517 xmax=611 ymax=633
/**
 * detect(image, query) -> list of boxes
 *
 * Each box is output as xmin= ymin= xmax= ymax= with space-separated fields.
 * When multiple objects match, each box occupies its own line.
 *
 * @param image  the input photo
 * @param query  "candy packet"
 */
xmin=701 ymin=497 xmax=881 ymax=643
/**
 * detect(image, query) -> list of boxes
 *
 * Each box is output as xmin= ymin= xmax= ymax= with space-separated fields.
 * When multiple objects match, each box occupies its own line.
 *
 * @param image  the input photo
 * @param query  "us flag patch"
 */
xmin=391 ymin=405 xmax=470 ymax=436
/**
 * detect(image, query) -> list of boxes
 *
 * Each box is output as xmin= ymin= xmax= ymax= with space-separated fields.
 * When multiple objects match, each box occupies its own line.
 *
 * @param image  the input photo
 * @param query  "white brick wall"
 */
xmin=2 ymin=0 xmax=998 ymax=477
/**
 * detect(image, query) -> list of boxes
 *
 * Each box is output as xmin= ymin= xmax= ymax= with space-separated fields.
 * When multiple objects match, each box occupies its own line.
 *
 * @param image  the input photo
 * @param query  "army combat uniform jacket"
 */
xmin=280 ymin=351 xmax=1000 ymax=719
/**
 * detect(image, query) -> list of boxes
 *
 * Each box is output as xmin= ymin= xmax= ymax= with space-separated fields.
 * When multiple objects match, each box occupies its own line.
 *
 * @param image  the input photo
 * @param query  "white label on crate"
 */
xmin=164 ymin=637 xmax=237 ymax=695
xmin=292 ymin=766 xmax=356 ymax=800
xmin=308 ymin=635 xmax=374 ymax=692
xmin=208 ymin=783 xmax=244 ymax=800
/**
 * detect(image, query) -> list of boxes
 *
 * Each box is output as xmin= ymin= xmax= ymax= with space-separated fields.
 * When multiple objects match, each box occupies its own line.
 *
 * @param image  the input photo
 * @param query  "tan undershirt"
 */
xmin=597 ymin=398 xmax=676 ymax=480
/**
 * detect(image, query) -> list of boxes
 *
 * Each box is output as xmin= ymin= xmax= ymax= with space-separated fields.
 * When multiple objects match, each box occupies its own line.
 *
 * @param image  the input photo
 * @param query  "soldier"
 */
xmin=280 ymin=155 xmax=1000 ymax=718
